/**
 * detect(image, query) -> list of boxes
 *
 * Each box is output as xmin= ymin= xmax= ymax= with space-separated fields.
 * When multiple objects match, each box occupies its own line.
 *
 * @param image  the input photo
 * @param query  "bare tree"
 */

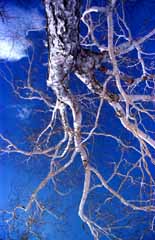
xmin=0 ymin=0 xmax=155 ymax=239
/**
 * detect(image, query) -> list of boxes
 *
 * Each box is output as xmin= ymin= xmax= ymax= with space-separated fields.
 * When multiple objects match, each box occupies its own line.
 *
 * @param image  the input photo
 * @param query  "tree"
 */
xmin=0 ymin=0 xmax=155 ymax=239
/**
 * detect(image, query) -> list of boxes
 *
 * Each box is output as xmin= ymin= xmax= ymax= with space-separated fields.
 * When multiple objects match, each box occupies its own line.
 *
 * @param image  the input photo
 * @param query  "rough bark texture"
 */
xmin=44 ymin=0 xmax=80 ymax=97
xmin=44 ymin=0 xmax=90 ymax=178
xmin=44 ymin=0 xmax=108 ymax=99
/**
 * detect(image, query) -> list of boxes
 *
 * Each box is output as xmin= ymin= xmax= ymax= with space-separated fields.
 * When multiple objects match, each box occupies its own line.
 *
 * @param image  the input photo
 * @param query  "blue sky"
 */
xmin=0 ymin=0 xmax=155 ymax=240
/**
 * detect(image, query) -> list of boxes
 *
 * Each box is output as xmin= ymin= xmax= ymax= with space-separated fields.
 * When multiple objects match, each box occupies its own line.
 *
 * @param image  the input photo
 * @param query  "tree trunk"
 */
xmin=44 ymin=0 xmax=80 ymax=99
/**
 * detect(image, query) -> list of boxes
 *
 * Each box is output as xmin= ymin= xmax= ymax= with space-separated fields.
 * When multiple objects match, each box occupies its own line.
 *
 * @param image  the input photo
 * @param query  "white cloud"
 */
xmin=16 ymin=106 xmax=31 ymax=120
xmin=0 ymin=37 xmax=28 ymax=61
xmin=0 ymin=4 xmax=45 ymax=61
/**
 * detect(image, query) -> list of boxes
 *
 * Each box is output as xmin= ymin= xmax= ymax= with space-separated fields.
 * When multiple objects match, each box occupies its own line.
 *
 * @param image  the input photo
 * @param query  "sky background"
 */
xmin=0 ymin=0 xmax=155 ymax=239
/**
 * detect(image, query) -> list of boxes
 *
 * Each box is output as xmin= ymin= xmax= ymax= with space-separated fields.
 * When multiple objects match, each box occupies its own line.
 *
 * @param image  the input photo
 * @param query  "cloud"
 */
xmin=1 ymin=104 xmax=32 ymax=120
xmin=0 ymin=38 xmax=28 ymax=61
xmin=0 ymin=3 xmax=45 ymax=61
xmin=16 ymin=106 xmax=31 ymax=120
